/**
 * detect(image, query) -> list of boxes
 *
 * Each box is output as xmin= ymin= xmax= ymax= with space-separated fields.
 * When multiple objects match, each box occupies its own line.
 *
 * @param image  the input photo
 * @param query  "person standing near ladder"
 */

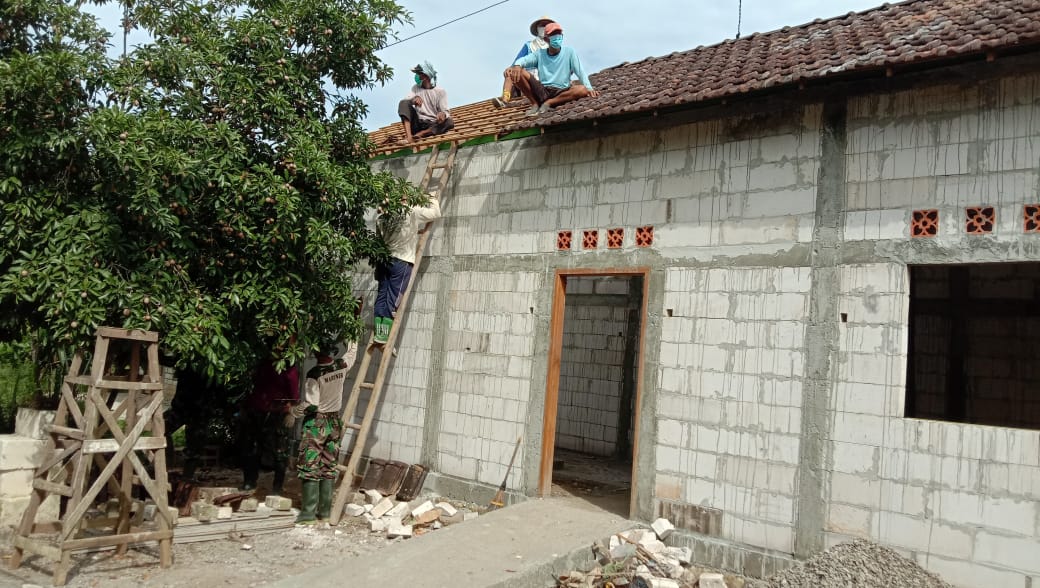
xmin=373 ymin=190 xmax=441 ymax=344
xmin=288 ymin=346 xmax=354 ymax=524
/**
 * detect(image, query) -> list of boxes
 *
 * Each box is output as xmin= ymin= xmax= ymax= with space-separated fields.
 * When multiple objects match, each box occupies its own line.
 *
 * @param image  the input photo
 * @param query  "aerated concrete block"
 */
xmin=216 ymin=506 xmax=233 ymax=519
xmin=699 ymin=573 xmax=726 ymax=588
xmin=369 ymin=519 xmax=387 ymax=532
xmin=364 ymin=489 xmax=383 ymax=505
xmin=344 ymin=504 xmax=366 ymax=517
xmin=0 ymin=435 xmax=48 ymax=471
xmin=15 ymin=409 xmax=55 ymax=440
xmin=191 ymin=501 xmax=218 ymax=521
xmin=0 ymin=469 xmax=33 ymax=497
xmin=265 ymin=496 xmax=292 ymax=511
xmin=370 ymin=497 xmax=394 ymax=518
xmin=435 ymin=501 xmax=457 ymax=517
xmin=386 ymin=501 xmax=410 ymax=520
xmin=386 ymin=521 xmax=412 ymax=538
xmin=239 ymin=498 xmax=259 ymax=512
xmin=410 ymin=500 xmax=435 ymax=518
xmin=652 ymin=517 xmax=675 ymax=540
xmin=350 ymin=491 xmax=366 ymax=506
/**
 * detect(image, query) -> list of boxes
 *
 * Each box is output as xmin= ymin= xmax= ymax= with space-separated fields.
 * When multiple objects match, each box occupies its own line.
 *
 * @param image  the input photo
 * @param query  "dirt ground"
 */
xmin=0 ymin=468 xmax=477 ymax=588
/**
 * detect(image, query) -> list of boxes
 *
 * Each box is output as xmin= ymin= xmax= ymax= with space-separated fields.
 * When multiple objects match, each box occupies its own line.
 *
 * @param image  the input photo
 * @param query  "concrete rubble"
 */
xmin=341 ymin=494 xmax=479 ymax=541
xmin=557 ymin=522 xmax=756 ymax=588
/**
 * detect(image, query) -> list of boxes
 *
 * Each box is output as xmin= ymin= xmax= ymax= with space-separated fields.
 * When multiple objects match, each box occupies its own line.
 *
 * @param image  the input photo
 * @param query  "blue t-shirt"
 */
xmin=513 ymin=46 xmax=593 ymax=91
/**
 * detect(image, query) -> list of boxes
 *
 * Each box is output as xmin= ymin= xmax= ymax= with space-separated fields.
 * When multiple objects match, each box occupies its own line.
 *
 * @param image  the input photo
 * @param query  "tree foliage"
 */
xmin=0 ymin=0 xmax=419 ymax=390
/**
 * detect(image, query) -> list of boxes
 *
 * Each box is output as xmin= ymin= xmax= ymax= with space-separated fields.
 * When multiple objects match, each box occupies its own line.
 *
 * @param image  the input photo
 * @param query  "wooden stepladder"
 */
xmin=329 ymin=140 xmax=459 ymax=525
xmin=10 ymin=327 xmax=174 ymax=586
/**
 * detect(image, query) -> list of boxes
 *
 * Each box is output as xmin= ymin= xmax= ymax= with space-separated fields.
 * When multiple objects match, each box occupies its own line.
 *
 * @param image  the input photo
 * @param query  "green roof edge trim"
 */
xmin=368 ymin=127 xmax=541 ymax=161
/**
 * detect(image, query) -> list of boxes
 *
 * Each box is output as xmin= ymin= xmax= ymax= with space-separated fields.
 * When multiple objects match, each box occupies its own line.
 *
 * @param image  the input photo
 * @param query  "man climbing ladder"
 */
xmin=373 ymin=189 xmax=442 ymax=343
xmin=330 ymin=142 xmax=458 ymax=526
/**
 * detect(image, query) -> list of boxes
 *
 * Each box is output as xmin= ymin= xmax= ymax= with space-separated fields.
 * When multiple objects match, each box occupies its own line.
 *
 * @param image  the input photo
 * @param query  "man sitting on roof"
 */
xmin=504 ymin=23 xmax=599 ymax=116
xmin=493 ymin=16 xmax=554 ymax=108
xmin=398 ymin=61 xmax=454 ymax=143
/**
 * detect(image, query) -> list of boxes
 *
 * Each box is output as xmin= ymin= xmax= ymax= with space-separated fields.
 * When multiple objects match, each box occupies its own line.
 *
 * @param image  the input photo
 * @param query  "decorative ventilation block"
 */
xmin=1025 ymin=205 xmax=1040 ymax=233
xmin=607 ymin=228 xmax=624 ymax=249
xmin=556 ymin=230 xmax=573 ymax=251
xmin=582 ymin=230 xmax=599 ymax=250
xmin=965 ymin=206 xmax=994 ymax=234
xmin=635 ymin=226 xmax=655 ymax=247
xmin=911 ymin=209 xmax=938 ymax=238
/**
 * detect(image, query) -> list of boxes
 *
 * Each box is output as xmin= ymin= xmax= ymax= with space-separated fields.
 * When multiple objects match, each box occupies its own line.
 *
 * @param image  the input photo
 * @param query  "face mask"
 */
xmin=549 ymin=35 xmax=563 ymax=49
xmin=414 ymin=74 xmax=422 ymax=85
xmin=536 ymin=26 xmax=545 ymax=37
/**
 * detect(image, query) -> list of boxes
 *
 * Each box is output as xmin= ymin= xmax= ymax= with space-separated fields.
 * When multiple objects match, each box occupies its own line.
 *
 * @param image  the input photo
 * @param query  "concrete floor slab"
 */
xmin=273 ymin=496 xmax=634 ymax=588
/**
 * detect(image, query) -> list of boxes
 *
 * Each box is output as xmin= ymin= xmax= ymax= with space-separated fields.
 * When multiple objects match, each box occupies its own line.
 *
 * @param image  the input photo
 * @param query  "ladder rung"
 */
xmin=343 ymin=423 xmax=362 ymax=431
xmin=359 ymin=382 xmax=374 ymax=390
xmin=431 ymin=162 xmax=450 ymax=169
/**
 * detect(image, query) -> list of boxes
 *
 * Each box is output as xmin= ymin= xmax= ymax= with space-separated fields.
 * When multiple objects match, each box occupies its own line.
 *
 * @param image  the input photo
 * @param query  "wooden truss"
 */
xmin=9 ymin=327 xmax=174 ymax=586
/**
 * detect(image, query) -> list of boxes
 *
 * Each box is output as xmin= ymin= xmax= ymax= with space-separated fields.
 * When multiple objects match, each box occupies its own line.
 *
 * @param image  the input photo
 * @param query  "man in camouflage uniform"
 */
xmin=288 ymin=346 xmax=354 ymax=524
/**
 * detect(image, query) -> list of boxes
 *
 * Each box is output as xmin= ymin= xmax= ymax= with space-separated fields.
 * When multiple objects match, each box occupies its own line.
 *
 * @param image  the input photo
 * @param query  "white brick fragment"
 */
xmin=410 ymin=500 xmax=435 ymax=518
xmin=216 ymin=506 xmax=233 ymax=519
xmin=651 ymin=517 xmax=675 ymax=540
xmin=370 ymin=497 xmax=394 ymax=518
xmin=344 ymin=504 xmax=366 ymax=517
xmin=699 ymin=573 xmax=726 ymax=588
xmin=386 ymin=521 xmax=413 ymax=538
xmin=364 ymin=489 xmax=383 ymax=505
xmin=434 ymin=501 xmax=457 ymax=516
xmin=369 ymin=518 xmax=386 ymax=532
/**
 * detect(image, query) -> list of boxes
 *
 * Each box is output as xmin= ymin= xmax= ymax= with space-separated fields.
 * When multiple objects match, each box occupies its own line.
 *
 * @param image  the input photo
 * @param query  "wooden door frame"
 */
xmin=538 ymin=267 xmax=650 ymax=517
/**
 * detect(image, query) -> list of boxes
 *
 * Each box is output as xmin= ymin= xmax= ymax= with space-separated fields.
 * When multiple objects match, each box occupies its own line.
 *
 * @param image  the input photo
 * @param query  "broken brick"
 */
xmin=191 ymin=501 xmax=217 ymax=521
xmin=344 ymin=504 xmax=366 ymax=517
xmin=239 ymin=498 xmax=259 ymax=512
xmin=364 ymin=489 xmax=383 ymax=505
xmin=216 ymin=506 xmax=233 ymax=519
xmin=414 ymin=508 xmax=442 ymax=525
xmin=370 ymin=497 xmax=394 ymax=518
xmin=434 ymin=501 xmax=457 ymax=517
xmin=265 ymin=496 xmax=292 ymax=511
xmin=410 ymin=500 xmax=435 ymax=518
xmin=386 ymin=521 xmax=413 ymax=538
xmin=652 ymin=517 xmax=675 ymax=540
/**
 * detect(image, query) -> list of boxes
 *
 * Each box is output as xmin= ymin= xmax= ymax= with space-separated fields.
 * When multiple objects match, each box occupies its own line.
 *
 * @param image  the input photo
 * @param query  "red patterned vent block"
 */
xmin=1025 ymin=205 xmax=1040 ymax=233
xmin=965 ymin=206 xmax=994 ymax=234
xmin=607 ymin=228 xmax=624 ymax=249
xmin=556 ymin=230 xmax=572 ymax=251
xmin=582 ymin=230 xmax=599 ymax=250
xmin=911 ymin=209 xmax=938 ymax=238
xmin=635 ymin=226 xmax=654 ymax=247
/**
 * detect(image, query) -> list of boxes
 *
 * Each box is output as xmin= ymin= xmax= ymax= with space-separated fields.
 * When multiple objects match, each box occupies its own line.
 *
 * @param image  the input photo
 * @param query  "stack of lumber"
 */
xmin=173 ymin=505 xmax=297 ymax=544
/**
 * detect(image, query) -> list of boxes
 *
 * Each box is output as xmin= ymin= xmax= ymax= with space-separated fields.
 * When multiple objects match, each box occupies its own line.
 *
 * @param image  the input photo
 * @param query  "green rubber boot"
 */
xmin=295 ymin=480 xmax=319 ymax=525
xmin=317 ymin=478 xmax=334 ymax=521
xmin=374 ymin=317 xmax=391 ymax=344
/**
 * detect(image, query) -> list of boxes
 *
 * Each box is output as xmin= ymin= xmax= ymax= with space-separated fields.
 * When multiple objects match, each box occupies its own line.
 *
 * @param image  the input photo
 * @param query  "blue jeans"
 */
xmin=374 ymin=258 xmax=412 ymax=319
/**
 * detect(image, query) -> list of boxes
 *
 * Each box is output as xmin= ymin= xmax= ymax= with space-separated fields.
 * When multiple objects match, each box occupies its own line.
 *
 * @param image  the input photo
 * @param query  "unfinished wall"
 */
xmin=556 ymin=276 xmax=639 ymax=457
xmin=363 ymin=66 xmax=1040 ymax=585
xmin=827 ymin=73 xmax=1040 ymax=587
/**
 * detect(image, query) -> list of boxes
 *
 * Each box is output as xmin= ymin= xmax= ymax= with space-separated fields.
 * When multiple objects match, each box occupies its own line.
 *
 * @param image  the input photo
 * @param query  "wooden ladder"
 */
xmin=9 ymin=327 xmax=174 ymax=586
xmin=329 ymin=140 xmax=459 ymax=525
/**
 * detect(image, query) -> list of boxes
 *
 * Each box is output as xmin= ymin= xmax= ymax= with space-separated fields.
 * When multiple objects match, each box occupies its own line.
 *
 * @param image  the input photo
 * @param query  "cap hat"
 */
xmin=529 ymin=16 xmax=555 ymax=36
xmin=544 ymin=23 xmax=563 ymax=36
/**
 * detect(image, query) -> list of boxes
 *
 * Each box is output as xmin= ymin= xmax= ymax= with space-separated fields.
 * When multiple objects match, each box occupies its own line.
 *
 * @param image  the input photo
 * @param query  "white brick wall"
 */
xmin=658 ymin=266 xmax=809 ymax=551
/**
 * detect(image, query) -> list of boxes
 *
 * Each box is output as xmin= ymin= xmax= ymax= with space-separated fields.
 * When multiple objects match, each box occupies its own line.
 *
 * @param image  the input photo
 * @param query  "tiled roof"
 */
xmin=368 ymin=0 xmax=1040 ymax=150
xmin=367 ymin=98 xmax=531 ymax=155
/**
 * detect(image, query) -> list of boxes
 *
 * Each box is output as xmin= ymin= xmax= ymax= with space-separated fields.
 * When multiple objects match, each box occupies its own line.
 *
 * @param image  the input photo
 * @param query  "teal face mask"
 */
xmin=549 ymin=35 xmax=563 ymax=49
xmin=414 ymin=74 xmax=422 ymax=85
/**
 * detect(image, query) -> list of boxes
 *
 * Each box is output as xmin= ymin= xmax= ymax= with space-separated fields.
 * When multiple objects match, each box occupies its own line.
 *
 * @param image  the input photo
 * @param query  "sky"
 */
xmin=88 ymin=0 xmax=887 ymax=131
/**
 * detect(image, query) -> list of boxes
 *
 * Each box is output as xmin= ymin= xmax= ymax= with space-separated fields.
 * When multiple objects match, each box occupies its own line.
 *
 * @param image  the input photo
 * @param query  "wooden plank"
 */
xmin=96 ymin=327 xmax=158 ymax=342
xmin=65 ymin=376 xmax=163 ymax=391
xmin=61 ymin=383 xmax=85 ymax=430
xmin=44 ymin=424 xmax=85 ymax=440
xmin=36 ymin=442 xmax=81 ymax=476
xmin=12 ymin=535 xmax=61 ymax=561
xmin=63 ymin=530 xmax=172 ymax=551
xmin=538 ymin=270 xmax=567 ymax=497
xmin=33 ymin=478 xmax=73 ymax=497
xmin=81 ymin=436 xmax=166 ymax=454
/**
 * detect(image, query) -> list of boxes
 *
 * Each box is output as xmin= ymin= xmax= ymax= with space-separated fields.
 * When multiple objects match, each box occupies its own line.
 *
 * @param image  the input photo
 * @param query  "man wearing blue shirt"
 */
xmin=505 ymin=23 xmax=600 ymax=116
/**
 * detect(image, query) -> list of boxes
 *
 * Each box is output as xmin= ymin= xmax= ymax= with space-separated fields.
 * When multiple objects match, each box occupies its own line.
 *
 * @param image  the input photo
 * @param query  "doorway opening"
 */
xmin=540 ymin=269 xmax=648 ymax=517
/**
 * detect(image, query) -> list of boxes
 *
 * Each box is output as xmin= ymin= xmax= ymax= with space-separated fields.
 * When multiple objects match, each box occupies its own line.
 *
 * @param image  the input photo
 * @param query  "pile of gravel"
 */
xmin=766 ymin=539 xmax=953 ymax=588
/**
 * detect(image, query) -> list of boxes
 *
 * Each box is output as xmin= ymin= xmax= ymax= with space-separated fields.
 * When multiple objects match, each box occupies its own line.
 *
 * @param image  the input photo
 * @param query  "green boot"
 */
xmin=317 ymin=479 xmax=334 ymax=521
xmin=373 ymin=317 xmax=390 ymax=344
xmin=295 ymin=480 xmax=319 ymax=525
